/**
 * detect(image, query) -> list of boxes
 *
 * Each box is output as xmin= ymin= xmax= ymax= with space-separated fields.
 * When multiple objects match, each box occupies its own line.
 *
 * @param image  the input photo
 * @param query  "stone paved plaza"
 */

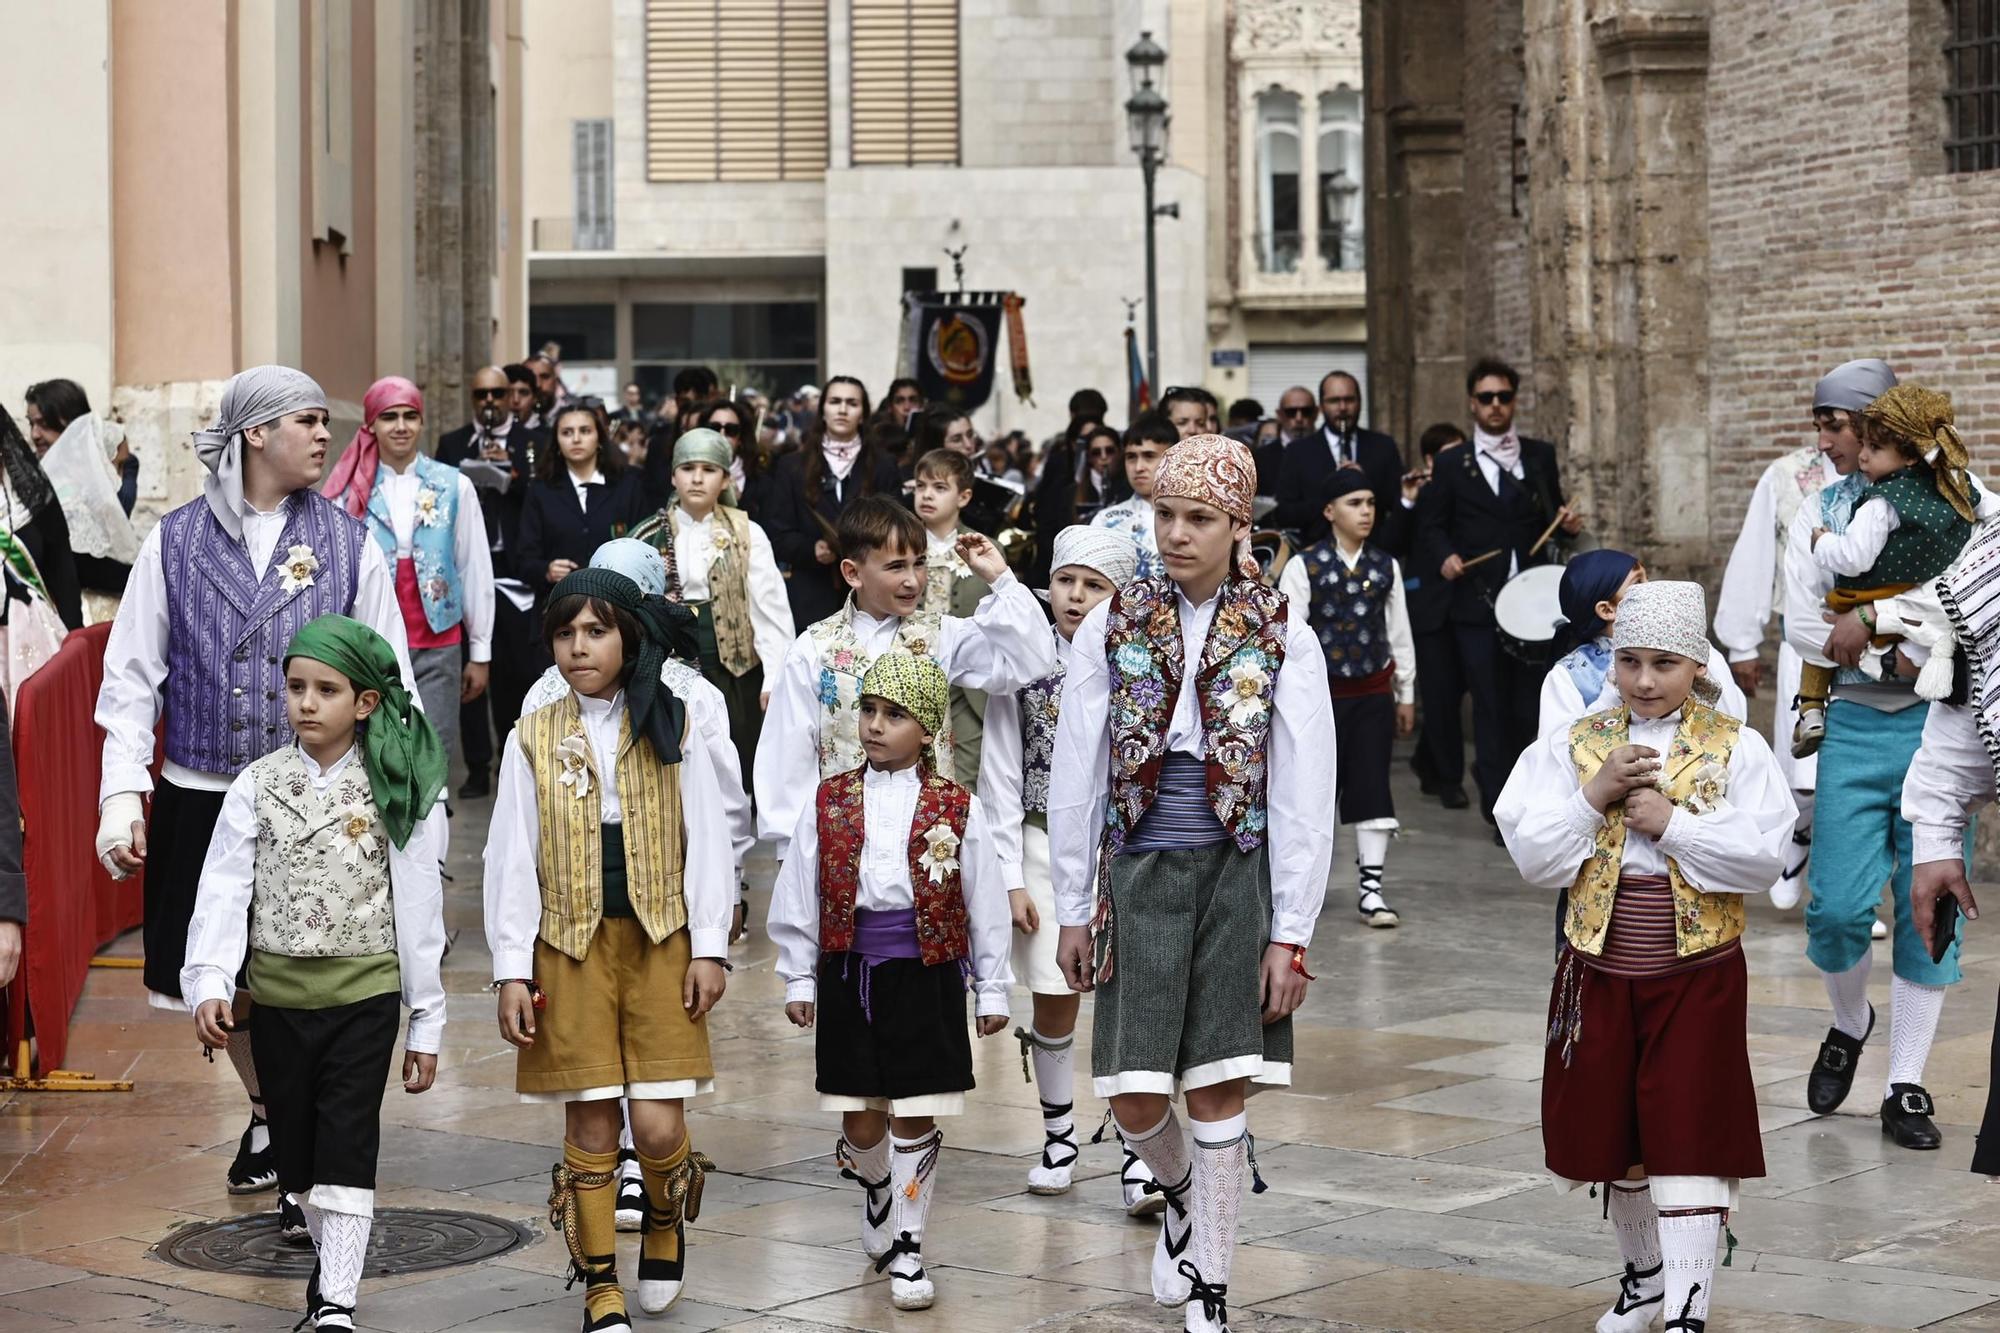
xmin=5 ymin=757 xmax=2000 ymax=1332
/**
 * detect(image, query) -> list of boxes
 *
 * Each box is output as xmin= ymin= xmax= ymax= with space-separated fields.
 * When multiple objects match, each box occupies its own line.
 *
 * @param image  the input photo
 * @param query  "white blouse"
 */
xmin=482 ymin=688 xmax=736 ymax=981
xmin=180 ymin=745 xmax=448 ymax=1051
xmin=1494 ymin=710 xmax=1795 ymax=892
xmin=975 ymin=629 xmax=1069 ymax=889
xmin=766 ymin=763 xmax=1014 ymax=1018
xmin=1902 ymin=700 xmax=1992 ymax=866
xmin=1045 ymin=589 xmax=1338 ymax=948
xmin=374 ymin=466 xmax=495 ymax=662
xmin=751 ymin=572 xmax=1056 ymax=859
xmin=671 ymin=506 xmax=795 ymax=671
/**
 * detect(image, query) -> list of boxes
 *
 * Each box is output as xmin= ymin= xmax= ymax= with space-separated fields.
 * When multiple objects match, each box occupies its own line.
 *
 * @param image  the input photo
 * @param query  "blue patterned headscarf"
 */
xmin=1555 ymin=549 xmax=1641 ymax=655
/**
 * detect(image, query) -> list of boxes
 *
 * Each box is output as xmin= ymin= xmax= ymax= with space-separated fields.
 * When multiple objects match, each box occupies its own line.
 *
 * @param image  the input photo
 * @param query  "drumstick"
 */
xmin=1460 ymin=548 xmax=1507 ymax=570
xmin=1461 ymin=511 xmax=1568 ymax=572
xmin=1526 ymin=509 xmax=1568 ymax=558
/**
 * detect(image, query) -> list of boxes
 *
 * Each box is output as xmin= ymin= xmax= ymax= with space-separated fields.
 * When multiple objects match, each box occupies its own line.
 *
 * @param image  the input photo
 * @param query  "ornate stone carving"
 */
xmin=1232 ymin=0 xmax=1361 ymax=62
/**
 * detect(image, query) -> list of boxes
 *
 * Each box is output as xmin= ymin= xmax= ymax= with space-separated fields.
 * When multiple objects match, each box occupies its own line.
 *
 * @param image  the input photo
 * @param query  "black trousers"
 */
xmin=251 ymin=991 xmax=401 ymax=1197
xmin=1412 ymin=626 xmax=1465 ymax=789
xmin=1454 ymin=621 xmax=1541 ymax=815
xmin=465 ymin=596 xmax=541 ymax=771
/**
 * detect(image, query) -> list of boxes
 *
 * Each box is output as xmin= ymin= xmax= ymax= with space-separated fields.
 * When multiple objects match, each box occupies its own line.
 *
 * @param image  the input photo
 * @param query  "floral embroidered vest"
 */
xmin=1103 ymin=576 xmax=1288 ymax=854
xmin=519 ymin=693 xmax=687 ymax=961
xmin=364 ymin=454 xmax=463 ymax=633
xmin=806 ymin=600 xmax=952 ymax=776
xmin=814 ymin=766 xmax=973 ymax=966
xmin=921 ymin=532 xmax=988 ymax=617
xmin=1018 ymin=644 xmax=1067 ymax=816
xmin=632 ymin=505 xmax=759 ymax=676
xmin=1298 ymin=540 xmax=1396 ymax=679
xmin=1565 ymin=701 xmax=1744 ymax=959
xmin=246 ymin=747 xmax=395 ymax=958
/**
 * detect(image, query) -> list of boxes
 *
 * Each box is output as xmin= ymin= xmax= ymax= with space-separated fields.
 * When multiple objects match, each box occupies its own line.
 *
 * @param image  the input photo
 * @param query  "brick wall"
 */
xmin=1459 ymin=0 xmax=1533 ymax=411
xmin=1705 ymin=0 xmax=2000 ymax=548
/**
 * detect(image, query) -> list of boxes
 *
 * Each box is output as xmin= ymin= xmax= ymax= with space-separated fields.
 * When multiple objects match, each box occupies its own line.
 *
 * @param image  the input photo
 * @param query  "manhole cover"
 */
xmin=153 ymin=1208 xmax=535 ymax=1278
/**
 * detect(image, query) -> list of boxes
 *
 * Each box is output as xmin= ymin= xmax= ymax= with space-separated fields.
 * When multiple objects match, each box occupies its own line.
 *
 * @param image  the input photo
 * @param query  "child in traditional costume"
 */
xmin=752 ymin=495 xmax=1053 ymax=863
xmin=1090 ymin=412 xmax=1177 ymax=580
xmin=627 ymin=427 xmax=794 ymax=784
xmin=183 ymin=615 xmax=448 ymax=1333
xmin=516 ymin=538 xmax=756 ymax=1231
xmin=977 ymin=525 xmax=1143 ymax=1201
xmin=1539 ymin=550 xmax=1745 ymax=737
xmin=485 ymin=568 xmax=735 ymax=1331
xmin=767 ymin=651 xmax=1013 ymax=1312
xmin=913 ymin=447 xmax=994 ymax=784
xmin=1049 ymin=435 xmax=1337 ymax=1333
xmin=1495 ymin=581 xmax=1795 ymax=1333
xmin=1277 ymin=468 xmax=1415 ymax=928
xmin=1794 ymin=383 xmax=1980 ymax=756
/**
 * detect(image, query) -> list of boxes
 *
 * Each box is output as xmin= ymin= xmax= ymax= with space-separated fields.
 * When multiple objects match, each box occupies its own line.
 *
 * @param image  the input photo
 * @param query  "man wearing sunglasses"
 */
xmin=1273 ymin=372 xmax=1411 ymax=557
xmin=1414 ymin=358 xmax=1583 ymax=831
xmin=438 ymin=364 xmax=551 ymax=795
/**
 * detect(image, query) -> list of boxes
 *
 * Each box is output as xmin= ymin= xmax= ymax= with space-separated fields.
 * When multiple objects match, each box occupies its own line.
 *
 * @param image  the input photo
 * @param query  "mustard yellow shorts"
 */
xmin=516 ymin=919 xmax=714 ymax=1099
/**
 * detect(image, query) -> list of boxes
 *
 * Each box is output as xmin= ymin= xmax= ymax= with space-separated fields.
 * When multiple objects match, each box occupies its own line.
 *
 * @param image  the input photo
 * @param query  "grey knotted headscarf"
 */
xmin=1812 ymin=358 xmax=1898 ymax=414
xmin=192 ymin=365 xmax=328 ymax=540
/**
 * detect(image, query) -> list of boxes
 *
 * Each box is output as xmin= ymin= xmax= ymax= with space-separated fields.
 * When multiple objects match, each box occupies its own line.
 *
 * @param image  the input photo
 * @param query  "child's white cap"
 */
xmin=1610 ymin=580 xmax=1709 ymax=664
xmin=1048 ymin=525 xmax=1140 ymax=589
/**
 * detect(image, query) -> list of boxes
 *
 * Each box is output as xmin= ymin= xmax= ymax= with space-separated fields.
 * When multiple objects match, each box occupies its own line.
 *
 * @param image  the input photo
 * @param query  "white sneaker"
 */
xmin=888 ymin=1258 xmax=935 ymax=1311
xmin=1872 ymin=915 xmax=1889 ymax=940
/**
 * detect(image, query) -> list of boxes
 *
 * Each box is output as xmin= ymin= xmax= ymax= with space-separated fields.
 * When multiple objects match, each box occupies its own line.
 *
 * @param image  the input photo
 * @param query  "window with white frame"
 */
xmin=1318 ymin=88 xmax=1364 ymax=271
xmin=1255 ymin=89 xmax=1301 ymax=274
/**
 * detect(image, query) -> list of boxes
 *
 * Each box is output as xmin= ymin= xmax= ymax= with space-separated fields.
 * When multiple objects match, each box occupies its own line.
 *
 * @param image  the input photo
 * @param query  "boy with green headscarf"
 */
xmin=183 ymin=613 xmax=448 ymax=1333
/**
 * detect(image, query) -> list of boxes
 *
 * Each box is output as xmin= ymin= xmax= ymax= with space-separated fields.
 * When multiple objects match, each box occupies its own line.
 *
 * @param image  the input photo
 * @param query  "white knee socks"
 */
xmin=226 ymin=1036 xmax=268 ymax=1150
xmin=1185 ymin=1112 xmax=1249 ymax=1333
xmin=1824 ymin=952 xmax=1873 ymax=1041
xmin=885 ymin=1129 xmax=941 ymax=1308
xmin=1117 ymin=1108 xmax=1192 ymax=1306
xmin=1598 ymin=1181 xmax=1664 ymax=1333
xmin=1025 ymin=1029 xmax=1077 ymax=1189
xmin=1657 ymin=1210 xmax=1721 ymax=1330
xmin=1356 ymin=826 xmax=1391 ymax=882
xmin=1887 ymin=975 xmax=1946 ymax=1094
xmin=836 ymin=1130 xmax=893 ymax=1260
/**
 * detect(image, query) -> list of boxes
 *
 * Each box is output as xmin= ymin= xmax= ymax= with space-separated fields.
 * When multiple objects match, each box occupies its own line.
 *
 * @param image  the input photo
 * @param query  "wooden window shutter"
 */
xmin=850 ymin=0 xmax=960 ymax=167
xmin=646 ymin=0 xmax=829 ymax=182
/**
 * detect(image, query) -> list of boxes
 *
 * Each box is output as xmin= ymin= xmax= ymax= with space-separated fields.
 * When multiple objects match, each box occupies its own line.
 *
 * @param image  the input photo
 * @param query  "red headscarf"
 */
xmin=323 ymin=376 xmax=424 ymax=519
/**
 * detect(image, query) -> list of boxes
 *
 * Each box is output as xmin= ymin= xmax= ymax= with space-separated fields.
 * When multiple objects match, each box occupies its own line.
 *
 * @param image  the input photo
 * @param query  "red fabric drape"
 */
xmin=5 ymin=623 xmax=147 ymax=1073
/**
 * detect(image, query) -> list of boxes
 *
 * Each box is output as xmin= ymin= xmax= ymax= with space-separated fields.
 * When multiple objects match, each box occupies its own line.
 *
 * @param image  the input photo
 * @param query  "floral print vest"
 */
xmin=814 ymin=766 xmax=973 ymax=966
xmin=1565 ymin=700 xmax=1744 ymax=959
xmin=632 ymin=505 xmax=760 ymax=676
xmin=1018 ymin=646 xmax=1067 ymax=816
xmin=1103 ymin=576 xmax=1288 ymax=855
xmin=807 ymin=600 xmax=952 ymax=776
xmin=247 ymin=747 xmax=396 ymax=958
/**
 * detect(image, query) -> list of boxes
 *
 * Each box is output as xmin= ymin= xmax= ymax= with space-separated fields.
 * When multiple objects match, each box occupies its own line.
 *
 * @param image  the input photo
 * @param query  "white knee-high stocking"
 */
xmin=1823 ymin=952 xmax=1873 ymax=1041
xmin=1116 ymin=1108 xmax=1192 ymax=1306
xmin=1657 ymin=1211 xmax=1722 ymax=1331
xmin=1184 ymin=1112 xmax=1249 ymax=1333
xmin=1886 ymin=975 xmax=1946 ymax=1094
xmin=1598 ymin=1181 xmax=1664 ymax=1333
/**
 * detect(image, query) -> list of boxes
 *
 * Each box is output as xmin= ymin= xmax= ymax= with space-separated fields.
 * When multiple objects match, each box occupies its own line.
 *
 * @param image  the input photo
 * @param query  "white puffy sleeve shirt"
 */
xmin=180 ymin=746 xmax=448 ymax=1051
xmin=1902 ymin=701 xmax=1992 ymax=865
xmin=483 ymin=689 xmax=735 ymax=982
xmin=1494 ymin=710 xmax=1795 ymax=894
xmin=1046 ymin=589 xmax=1337 ymax=948
xmin=1275 ymin=549 xmax=1416 ymax=706
xmin=752 ymin=572 xmax=1057 ymax=859
xmin=673 ymin=508 xmax=795 ymax=672
xmin=766 ymin=764 xmax=1014 ymax=1018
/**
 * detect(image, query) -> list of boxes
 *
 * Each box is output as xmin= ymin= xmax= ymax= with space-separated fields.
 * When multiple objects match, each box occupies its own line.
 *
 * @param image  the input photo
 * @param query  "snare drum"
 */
xmin=1493 ymin=564 xmax=1566 ymax=666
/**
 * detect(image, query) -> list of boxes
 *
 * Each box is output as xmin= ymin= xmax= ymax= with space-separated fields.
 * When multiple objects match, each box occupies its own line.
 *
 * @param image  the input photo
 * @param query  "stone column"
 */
xmin=412 ymin=0 xmax=496 ymax=411
xmin=1361 ymin=0 xmax=1466 ymax=452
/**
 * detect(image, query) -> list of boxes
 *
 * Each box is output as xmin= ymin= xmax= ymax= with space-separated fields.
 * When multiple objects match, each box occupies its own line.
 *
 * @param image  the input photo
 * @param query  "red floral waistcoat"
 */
xmin=815 ymin=766 xmax=974 ymax=966
xmin=1102 ymin=575 xmax=1288 ymax=854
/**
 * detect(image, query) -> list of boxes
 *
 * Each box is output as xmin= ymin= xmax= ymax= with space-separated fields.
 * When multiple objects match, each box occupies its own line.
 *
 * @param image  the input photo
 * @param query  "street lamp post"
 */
xmin=1124 ymin=31 xmax=1170 ymax=394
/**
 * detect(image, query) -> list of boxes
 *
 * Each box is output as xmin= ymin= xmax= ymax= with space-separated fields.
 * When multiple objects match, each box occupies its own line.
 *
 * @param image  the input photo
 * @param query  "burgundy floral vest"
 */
xmin=1102 ymin=576 xmax=1287 ymax=854
xmin=815 ymin=767 xmax=974 ymax=966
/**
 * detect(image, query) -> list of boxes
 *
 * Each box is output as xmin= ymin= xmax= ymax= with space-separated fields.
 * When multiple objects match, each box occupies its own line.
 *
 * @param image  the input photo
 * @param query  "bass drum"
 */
xmin=1493 ymin=563 xmax=1566 ymax=666
xmin=1250 ymin=529 xmax=1295 ymax=588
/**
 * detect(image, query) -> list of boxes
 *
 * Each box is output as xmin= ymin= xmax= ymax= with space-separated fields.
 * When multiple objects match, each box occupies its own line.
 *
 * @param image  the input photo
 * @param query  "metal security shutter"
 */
xmin=851 ymin=0 xmax=959 ymax=167
xmin=573 ymin=118 xmax=614 ymax=250
xmin=646 ymin=0 xmax=829 ymax=182
xmin=1246 ymin=343 xmax=1371 ymax=428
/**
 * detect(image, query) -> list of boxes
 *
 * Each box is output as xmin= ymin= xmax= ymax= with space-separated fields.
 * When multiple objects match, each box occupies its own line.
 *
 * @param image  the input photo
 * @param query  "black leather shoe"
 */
xmin=1410 ymin=753 xmax=1442 ymax=796
xmin=458 ymin=768 xmax=491 ymax=800
xmin=1882 ymin=1083 xmax=1943 ymax=1150
xmin=1806 ymin=1004 xmax=1874 ymax=1115
xmin=1439 ymin=786 xmax=1469 ymax=810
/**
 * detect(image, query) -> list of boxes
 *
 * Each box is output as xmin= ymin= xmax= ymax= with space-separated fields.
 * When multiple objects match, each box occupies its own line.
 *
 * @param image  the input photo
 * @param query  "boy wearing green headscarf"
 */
xmin=182 ymin=614 xmax=448 ymax=1333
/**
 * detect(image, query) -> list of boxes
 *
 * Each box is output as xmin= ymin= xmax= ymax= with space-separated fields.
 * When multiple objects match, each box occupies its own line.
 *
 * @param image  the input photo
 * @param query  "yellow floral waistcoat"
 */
xmin=1565 ymin=700 xmax=1743 ymax=959
xmin=519 ymin=693 xmax=687 ymax=961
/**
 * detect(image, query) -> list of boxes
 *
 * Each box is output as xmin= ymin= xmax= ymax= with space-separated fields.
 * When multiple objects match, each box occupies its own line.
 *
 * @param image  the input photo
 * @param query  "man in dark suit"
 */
xmin=435 ymin=364 xmax=549 ymax=796
xmin=1415 ymin=358 xmax=1584 ymax=826
xmin=1274 ymin=371 xmax=1413 ymax=556
xmin=1405 ymin=423 xmax=1470 ymax=808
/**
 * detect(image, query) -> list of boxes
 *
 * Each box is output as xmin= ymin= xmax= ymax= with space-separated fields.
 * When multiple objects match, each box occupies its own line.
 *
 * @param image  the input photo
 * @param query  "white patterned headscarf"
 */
xmin=192 ymin=365 xmax=328 ymax=540
xmin=1610 ymin=580 xmax=1720 ymax=704
xmin=1049 ymin=524 xmax=1139 ymax=588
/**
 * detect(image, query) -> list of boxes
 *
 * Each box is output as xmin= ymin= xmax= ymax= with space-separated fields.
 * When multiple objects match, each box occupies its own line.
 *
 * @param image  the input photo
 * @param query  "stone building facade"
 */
xmin=1364 ymin=0 xmax=2000 ymax=582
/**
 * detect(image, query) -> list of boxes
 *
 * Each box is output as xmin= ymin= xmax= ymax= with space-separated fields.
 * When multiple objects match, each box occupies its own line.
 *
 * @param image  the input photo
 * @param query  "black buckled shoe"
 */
xmin=1882 ymin=1083 xmax=1943 ymax=1150
xmin=1806 ymin=1004 xmax=1874 ymax=1115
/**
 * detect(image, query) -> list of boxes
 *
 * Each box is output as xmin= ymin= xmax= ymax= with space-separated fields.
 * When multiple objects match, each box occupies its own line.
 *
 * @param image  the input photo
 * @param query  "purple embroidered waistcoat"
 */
xmin=159 ymin=492 xmax=367 ymax=774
